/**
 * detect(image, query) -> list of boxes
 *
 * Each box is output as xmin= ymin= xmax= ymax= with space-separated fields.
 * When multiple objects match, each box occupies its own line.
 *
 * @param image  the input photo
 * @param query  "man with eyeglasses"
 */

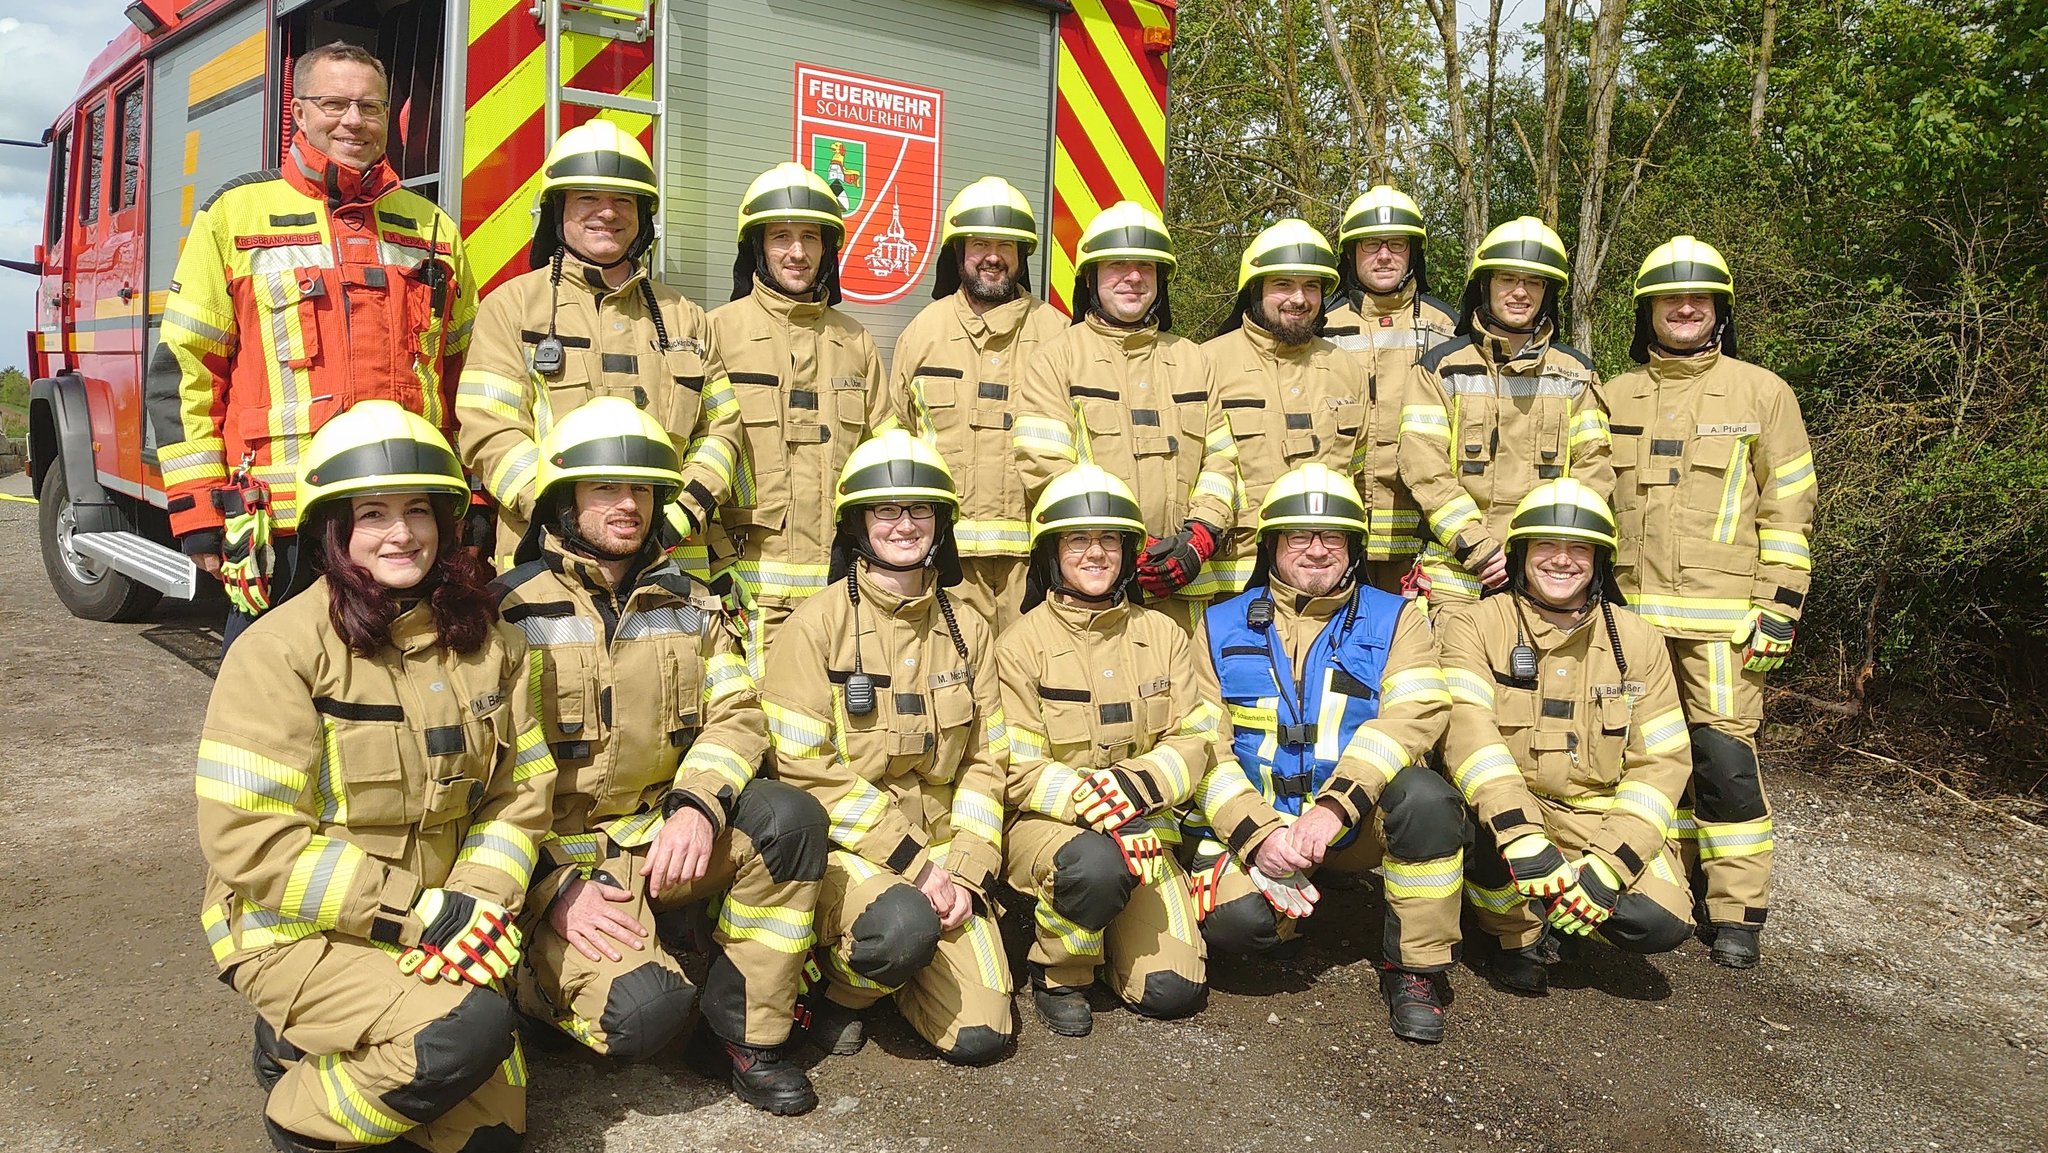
xmin=1318 ymin=186 xmax=1457 ymax=593
xmin=1184 ymin=463 xmax=1463 ymax=1043
xmin=149 ymin=41 xmax=475 ymax=649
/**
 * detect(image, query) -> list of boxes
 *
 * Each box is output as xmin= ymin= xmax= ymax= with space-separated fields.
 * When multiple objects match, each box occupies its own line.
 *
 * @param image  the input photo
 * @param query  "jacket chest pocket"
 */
xmin=968 ymin=380 xmax=1015 ymax=435
xmin=417 ymin=686 xmax=508 ymax=828
xmin=1573 ymin=693 xmax=1633 ymax=791
xmin=1130 ymin=405 xmax=1179 ymax=458
xmin=911 ymin=368 xmax=966 ymax=433
xmin=1529 ymin=393 xmax=1572 ymax=479
xmin=1280 ymin=408 xmax=1321 ymax=462
xmin=1215 ymin=647 xmax=1278 ymax=708
xmin=533 ymin=644 xmax=599 ymax=758
xmin=540 ymin=356 xmax=598 ymax=429
xmin=830 ymin=375 xmax=870 ymax=429
xmin=919 ymin=678 xmax=977 ymax=785
xmin=662 ymin=648 xmax=706 ymax=747
xmin=1038 ymin=691 xmax=1097 ymax=764
xmin=1138 ymin=676 xmax=1175 ymax=741
xmin=1333 ymin=399 xmax=1367 ymax=441
xmin=1223 ymin=402 xmax=1275 ymax=457
xmin=1490 ymin=680 xmax=1546 ymax=777
xmin=322 ymin=714 xmax=413 ymax=829
xmin=1683 ymin=433 xmax=1751 ymax=513
xmin=1077 ymin=395 xmax=1130 ymax=450
xmin=240 ymin=245 xmax=327 ymax=367
xmin=1454 ymin=391 xmax=1497 ymax=475
xmin=652 ymin=346 xmax=708 ymax=440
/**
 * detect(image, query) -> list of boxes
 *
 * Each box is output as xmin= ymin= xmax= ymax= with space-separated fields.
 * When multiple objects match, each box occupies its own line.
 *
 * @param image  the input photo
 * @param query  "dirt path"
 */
xmin=1 ymin=480 xmax=2042 ymax=1153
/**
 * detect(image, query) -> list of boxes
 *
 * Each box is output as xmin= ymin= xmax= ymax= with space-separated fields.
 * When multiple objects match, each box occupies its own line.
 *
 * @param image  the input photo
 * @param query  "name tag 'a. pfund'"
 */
xmin=1697 ymin=422 xmax=1761 ymax=437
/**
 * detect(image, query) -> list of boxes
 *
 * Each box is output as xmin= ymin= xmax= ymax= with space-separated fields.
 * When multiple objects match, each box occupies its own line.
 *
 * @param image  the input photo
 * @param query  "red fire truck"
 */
xmin=18 ymin=0 xmax=1173 ymax=620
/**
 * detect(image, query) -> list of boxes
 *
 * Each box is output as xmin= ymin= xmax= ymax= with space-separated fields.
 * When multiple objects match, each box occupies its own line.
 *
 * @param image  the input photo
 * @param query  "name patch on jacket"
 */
xmin=1697 ymin=422 xmax=1760 ymax=437
xmin=1590 ymin=681 xmax=1646 ymax=700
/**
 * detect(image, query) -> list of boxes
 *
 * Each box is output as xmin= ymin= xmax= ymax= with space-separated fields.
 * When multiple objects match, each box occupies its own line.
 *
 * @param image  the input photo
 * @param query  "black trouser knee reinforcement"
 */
xmin=1129 ymin=970 xmax=1205 ymax=1019
xmin=847 ymin=883 xmax=942 ymax=987
xmin=1380 ymin=766 xmax=1466 ymax=860
xmin=938 ymin=1023 xmax=1014 ymax=1067
xmin=384 ymin=987 xmax=517 ymax=1123
xmin=1201 ymin=891 xmax=1279 ymax=957
xmin=1690 ymin=726 xmax=1766 ymax=822
xmin=457 ymin=1123 xmax=525 ymax=1153
xmin=1050 ymin=829 xmax=1139 ymax=931
xmin=597 ymin=961 xmax=696 ymax=1062
xmin=730 ymin=779 xmax=829 ymax=883
xmin=1603 ymin=892 xmax=1692 ymax=955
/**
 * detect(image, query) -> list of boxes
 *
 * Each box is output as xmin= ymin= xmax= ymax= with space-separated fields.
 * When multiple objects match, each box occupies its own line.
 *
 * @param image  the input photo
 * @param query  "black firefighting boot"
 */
xmin=1710 ymin=925 xmax=1761 ymax=969
xmin=251 ymin=1016 xmax=303 ymax=1092
xmin=262 ymin=1116 xmax=426 ymax=1153
xmin=721 ymin=1039 xmax=818 ymax=1116
xmin=801 ymin=997 xmax=868 ymax=1056
xmin=1379 ymin=967 xmax=1447 ymax=1044
xmin=1028 ymin=963 xmax=1094 ymax=1037
xmin=1491 ymin=939 xmax=1551 ymax=995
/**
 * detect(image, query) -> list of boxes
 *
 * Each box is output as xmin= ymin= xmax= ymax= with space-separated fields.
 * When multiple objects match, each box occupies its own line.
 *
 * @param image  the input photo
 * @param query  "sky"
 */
xmin=0 ymin=0 xmax=1539 ymax=374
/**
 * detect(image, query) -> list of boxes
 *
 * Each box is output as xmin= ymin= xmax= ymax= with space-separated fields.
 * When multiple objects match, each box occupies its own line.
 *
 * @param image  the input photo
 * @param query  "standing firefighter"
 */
xmin=494 ymin=398 xmax=827 ymax=1114
xmin=1606 ymin=236 xmax=1817 ymax=968
xmin=1186 ymin=464 xmax=1462 ymax=1042
xmin=457 ymin=122 xmax=739 ymax=566
xmin=711 ymin=162 xmax=897 ymax=670
xmin=997 ymin=465 xmax=1216 ymax=1036
xmin=195 ymin=401 xmax=551 ymax=1153
xmin=1438 ymin=480 xmax=1695 ymax=993
xmin=1200 ymin=220 xmax=1372 ymax=604
xmin=1320 ymin=186 xmax=1458 ymax=591
xmin=1012 ymin=201 xmax=1240 ymax=631
xmin=762 ymin=431 xmax=1016 ymax=1066
xmin=149 ymin=44 xmax=475 ymax=646
xmin=1399 ymin=216 xmax=1612 ymax=614
xmin=890 ymin=176 xmax=1068 ymax=632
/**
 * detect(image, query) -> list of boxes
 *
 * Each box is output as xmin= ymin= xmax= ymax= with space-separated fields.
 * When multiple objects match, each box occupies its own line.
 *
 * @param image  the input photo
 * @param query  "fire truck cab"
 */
xmin=23 ymin=0 xmax=1173 ymax=621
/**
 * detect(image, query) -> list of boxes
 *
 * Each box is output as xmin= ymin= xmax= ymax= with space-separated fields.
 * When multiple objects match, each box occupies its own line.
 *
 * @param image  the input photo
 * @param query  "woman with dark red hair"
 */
xmin=192 ymin=399 xmax=556 ymax=1153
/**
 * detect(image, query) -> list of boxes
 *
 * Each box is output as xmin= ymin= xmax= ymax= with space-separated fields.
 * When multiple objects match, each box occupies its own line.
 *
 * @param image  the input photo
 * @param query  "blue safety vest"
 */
xmin=1204 ymin=583 xmax=1406 ymax=825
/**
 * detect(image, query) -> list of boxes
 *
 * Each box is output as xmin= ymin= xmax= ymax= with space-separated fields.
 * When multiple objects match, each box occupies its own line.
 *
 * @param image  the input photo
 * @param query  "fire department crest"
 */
xmin=794 ymin=63 xmax=943 ymax=305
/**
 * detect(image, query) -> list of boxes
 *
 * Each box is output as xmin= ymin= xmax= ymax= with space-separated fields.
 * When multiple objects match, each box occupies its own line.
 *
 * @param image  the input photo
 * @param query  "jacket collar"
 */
xmin=1082 ymin=310 xmax=1158 ymax=351
xmin=1268 ymin=575 xmax=1351 ymax=624
xmin=1239 ymin=316 xmax=1315 ymax=361
xmin=1047 ymin=589 xmax=1132 ymax=632
xmin=955 ymin=291 xmax=1035 ymax=341
xmin=1475 ymin=320 xmax=1557 ymax=370
xmin=752 ymin=278 xmax=829 ymax=325
xmin=561 ymin=250 xmax=649 ymax=301
xmin=1355 ymin=285 xmax=1417 ymax=319
xmin=1645 ymin=346 xmax=1722 ymax=381
xmin=283 ymin=133 xmax=400 ymax=208
xmin=854 ymin=562 xmax=936 ymax=618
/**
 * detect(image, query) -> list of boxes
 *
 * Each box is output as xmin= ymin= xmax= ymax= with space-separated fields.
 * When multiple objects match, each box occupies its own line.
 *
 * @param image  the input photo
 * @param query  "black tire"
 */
xmin=37 ymin=456 xmax=161 ymax=622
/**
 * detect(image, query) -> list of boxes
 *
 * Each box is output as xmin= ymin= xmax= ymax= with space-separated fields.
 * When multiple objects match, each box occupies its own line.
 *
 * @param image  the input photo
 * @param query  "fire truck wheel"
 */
xmin=38 ymin=457 xmax=161 ymax=622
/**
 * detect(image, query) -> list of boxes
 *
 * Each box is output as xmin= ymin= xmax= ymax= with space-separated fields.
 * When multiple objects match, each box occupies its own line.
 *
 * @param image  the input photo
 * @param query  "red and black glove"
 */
xmin=1136 ymin=520 xmax=1217 ymax=598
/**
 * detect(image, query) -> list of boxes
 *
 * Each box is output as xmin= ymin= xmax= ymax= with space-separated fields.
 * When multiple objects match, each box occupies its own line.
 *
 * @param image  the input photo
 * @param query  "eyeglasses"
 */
xmin=1278 ymin=529 xmax=1349 ymax=552
xmin=1358 ymin=237 xmax=1411 ymax=254
xmin=867 ymin=502 xmax=937 ymax=522
xmin=298 ymin=95 xmax=391 ymax=120
xmin=1058 ymin=531 xmax=1124 ymax=556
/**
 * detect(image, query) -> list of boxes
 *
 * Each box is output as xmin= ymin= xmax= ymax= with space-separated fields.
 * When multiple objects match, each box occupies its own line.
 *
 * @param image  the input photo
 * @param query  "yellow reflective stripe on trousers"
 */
xmin=1034 ymin=897 xmax=1105 ymax=958
xmin=546 ymin=831 xmax=603 ymax=866
xmin=1706 ymin=640 xmax=1737 ymax=719
xmin=959 ymin=913 xmax=1013 ymax=992
xmin=718 ymin=894 xmax=814 ymax=954
xmin=1382 ymin=848 xmax=1463 ymax=900
xmin=313 ymin=1053 xmax=412 ymax=1143
xmin=499 ymin=1033 xmax=528 ymax=1088
xmin=1463 ymin=878 xmax=1525 ymax=914
xmin=1696 ymin=816 xmax=1773 ymax=860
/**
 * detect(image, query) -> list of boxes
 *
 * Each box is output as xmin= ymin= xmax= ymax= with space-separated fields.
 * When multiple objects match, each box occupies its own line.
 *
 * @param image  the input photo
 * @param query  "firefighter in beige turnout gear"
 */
xmin=711 ymin=163 xmax=898 ymax=671
xmin=493 ymin=398 xmax=826 ymax=1114
xmin=1320 ymin=186 xmax=1458 ymax=591
xmin=1013 ymin=201 xmax=1240 ymax=631
xmin=1400 ymin=216 xmax=1613 ymax=611
xmin=1185 ymin=465 xmax=1462 ymax=1043
xmin=1438 ymin=480 xmax=1695 ymax=994
xmin=1607 ymin=236 xmax=1817 ymax=968
xmin=1200 ymin=220 xmax=1373 ymax=604
xmin=763 ymin=431 xmax=1016 ymax=1065
xmin=891 ymin=177 xmax=1067 ymax=632
xmin=997 ymin=466 xmax=1217 ymax=1035
xmin=196 ymin=401 xmax=553 ymax=1153
xmin=458 ymin=123 xmax=738 ymax=565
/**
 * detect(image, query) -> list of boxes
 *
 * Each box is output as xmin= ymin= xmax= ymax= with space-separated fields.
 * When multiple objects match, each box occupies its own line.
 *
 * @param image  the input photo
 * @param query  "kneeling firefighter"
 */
xmin=495 ymin=397 xmax=827 ymax=1114
xmin=996 ymin=465 xmax=1219 ymax=1036
xmin=1185 ymin=463 xmax=1462 ymax=1042
xmin=1436 ymin=479 xmax=1696 ymax=993
xmin=761 ymin=430 xmax=1017 ymax=1066
xmin=195 ymin=400 xmax=554 ymax=1153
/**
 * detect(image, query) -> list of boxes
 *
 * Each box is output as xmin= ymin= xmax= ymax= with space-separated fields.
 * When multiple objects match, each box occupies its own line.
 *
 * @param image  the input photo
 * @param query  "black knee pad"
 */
xmin=1690 ymin=726 xmax=1766 ymax=822
xmin=1200 ymin=891 xmax=1279 ymax=957
xmin=698 ymin=950 xmax=751 ymax=1044
xmin=456 ymin=1123 xmax=525 ymax=1153
xmin=383 ymin=987 xmax=517 ymax=1123
xmin=1049 ymin=830 xmax=1139 ymax=931
xmin=1380 ymin=766 xmax=1467 ymax=860
xmin=847 ymin=883 xmax=942 ymax=987
xmin=1604 ymin=892 xmax=1692 ymax=955
xmin=596 ymin=961 xmax=697 ymax=1062
xmin=938 ymin=1024 xmax=1014 ymax=1067
xmin=1128 ymin=970 xmax=1206 ymax=1019
xmin=730 ymin=778 xmax=829 ymax=883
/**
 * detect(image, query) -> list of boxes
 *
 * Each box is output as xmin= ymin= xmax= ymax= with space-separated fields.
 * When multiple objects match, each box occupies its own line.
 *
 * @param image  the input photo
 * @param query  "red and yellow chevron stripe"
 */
xmin=460 ymin=0 xmax=659 ymax=296
xmin=1049 ymin=0 xmax=1174 ymax=316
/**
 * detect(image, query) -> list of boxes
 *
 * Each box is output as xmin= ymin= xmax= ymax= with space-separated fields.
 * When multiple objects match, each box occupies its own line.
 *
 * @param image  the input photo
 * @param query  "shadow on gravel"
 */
xmin=140 ymin=616 xmax=225 ymax=679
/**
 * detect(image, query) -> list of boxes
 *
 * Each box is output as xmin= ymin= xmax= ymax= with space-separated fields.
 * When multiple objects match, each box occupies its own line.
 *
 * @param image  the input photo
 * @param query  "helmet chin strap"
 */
xmin=558 ymin=220 xmax=639 ymax=272
xmin=1477 ymin=302 xmax=1540 ymax=336
xmin=1649 ymin=315 xmax=1727 ymax=358
xmin=555 ymin=511 xmax=646 ymax=564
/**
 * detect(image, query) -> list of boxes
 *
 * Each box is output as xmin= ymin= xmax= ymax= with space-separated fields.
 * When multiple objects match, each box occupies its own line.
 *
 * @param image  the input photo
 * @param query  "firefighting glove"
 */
xmin=1071 ymin=768 xmax=1145 ymax=833
xmin=1502 ymin=833 xmax=1576 ymax=900
xmin=1731 ymin=606 xmax=1796 ymax=673
xmin=1187 ymin=853 xmax=1230 ymax=921
xmin=1546 ymin=855 xmax=1623 ymax=937
xmin=218 ymin=489 xmax=275 ymax=616
xmin=1248 ymin=866 xmax=1321 ymax=920
xmin=398 ymin=889 xmax=522 ymax=986
xmin=1136 ymin=520 xmax=1217 ymax=599
xmin=1109 ymin=820 xmax=1168 ymax=885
